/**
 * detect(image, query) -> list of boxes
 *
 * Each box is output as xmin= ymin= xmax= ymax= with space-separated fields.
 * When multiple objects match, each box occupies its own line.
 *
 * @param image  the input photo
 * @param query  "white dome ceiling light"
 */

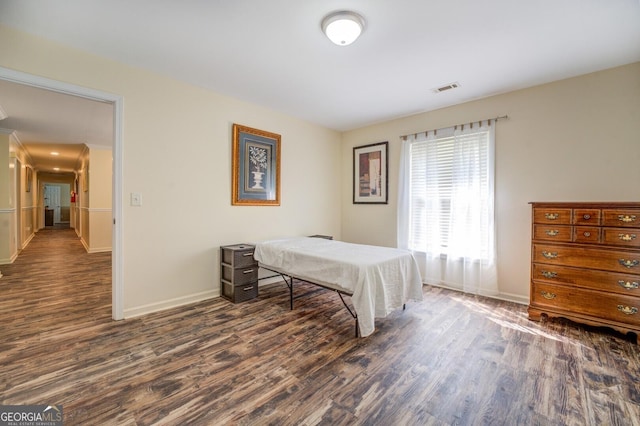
xmin=321 ymin=11 xmax=365 ymax=46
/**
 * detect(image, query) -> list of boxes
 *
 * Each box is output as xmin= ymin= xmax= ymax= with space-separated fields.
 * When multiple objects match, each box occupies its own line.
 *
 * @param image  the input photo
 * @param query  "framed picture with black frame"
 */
xmin=353 ymin=141 xmax=388 ymax=204
xmin=232 ymin=124 xmax=281 ymax=206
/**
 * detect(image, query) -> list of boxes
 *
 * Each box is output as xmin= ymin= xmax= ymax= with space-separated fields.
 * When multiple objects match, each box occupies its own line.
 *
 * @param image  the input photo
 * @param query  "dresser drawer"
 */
xmin=533 ymin=225 xmax=572 ymax=242
xmin=533 ymin=243 xmax=640 ymax=274
xmin=221 ymin=280 xmax=258 ymax=303
xmin=602 ymin=209 xmax=640 ymax=228
xmin=602 ymin=228 xmax=640 ymax=248
xmin=221 ymin=244 xmax=257 ymax=268
xmin=221 ymin=263 xmax=259 ymax=284
xmin=531 ymin=282 xmax=640 ymax=327
xmin=572 ymin=209 xmax=601 ymax=225
xmin=573 ymin=226 xmax=601 ymax=244
xmin=532 ymin=263 xmax=640 ymax=296
xmin=533 ymin=208 xmax=572 ymax=225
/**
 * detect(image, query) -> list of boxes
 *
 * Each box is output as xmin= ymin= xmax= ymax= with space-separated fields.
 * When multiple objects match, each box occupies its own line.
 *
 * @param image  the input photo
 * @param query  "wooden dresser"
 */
xmin=529 ymin=202 xmax=640 ymax=342
xmin=220 ymin=244 xmax=259 ymax=303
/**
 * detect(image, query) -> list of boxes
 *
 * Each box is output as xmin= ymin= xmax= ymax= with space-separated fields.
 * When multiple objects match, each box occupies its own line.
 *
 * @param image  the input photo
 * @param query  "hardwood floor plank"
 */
xmin=1 ymin=229 xmax=639 ymax=425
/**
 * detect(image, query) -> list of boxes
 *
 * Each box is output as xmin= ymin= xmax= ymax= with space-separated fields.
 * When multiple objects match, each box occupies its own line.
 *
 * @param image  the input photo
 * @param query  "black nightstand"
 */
xmin=220 ymin=244 xmax=259 ymax=303
xmin=308 ymin=235 xmax=333 ymax=240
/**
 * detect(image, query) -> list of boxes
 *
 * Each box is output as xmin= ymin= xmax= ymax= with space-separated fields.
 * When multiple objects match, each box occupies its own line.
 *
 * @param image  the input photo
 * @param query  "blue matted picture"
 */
xmin=232 ymin=124 xmax=281 ymax=206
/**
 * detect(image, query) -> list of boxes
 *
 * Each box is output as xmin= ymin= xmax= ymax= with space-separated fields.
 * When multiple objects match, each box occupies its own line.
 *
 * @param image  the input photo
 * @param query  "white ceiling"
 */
xmin=0 ymin=0 xmax=639 ymax=172
xmin=0 ymin=79 xmax=113 ymax=173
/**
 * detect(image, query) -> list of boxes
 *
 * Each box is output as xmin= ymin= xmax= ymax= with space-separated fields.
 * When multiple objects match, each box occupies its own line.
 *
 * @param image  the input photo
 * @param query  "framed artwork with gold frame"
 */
xmin=232 ymin=124 xmax=281 ymax=206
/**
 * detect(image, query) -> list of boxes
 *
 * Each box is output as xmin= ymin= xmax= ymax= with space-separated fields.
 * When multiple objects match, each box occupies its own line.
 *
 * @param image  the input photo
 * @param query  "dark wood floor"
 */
xmin=1 ymin=229 xmax=639 ymax=425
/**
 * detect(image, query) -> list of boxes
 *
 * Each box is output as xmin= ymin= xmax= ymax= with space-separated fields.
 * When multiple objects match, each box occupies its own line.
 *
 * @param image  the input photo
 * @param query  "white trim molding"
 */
xmin=124 ymin=290 xmax=218 ymax=319
xmin=0 ymin=66 xmax=125 ymax=321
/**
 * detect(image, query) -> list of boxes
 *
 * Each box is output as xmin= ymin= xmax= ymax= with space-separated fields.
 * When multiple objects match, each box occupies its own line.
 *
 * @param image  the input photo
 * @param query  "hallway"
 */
xmin=0 ymin=227 xmax=112 ymax=347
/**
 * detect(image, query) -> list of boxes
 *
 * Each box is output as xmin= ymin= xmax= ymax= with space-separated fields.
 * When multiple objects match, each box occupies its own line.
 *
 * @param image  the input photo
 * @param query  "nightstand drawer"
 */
xmin=221 ymin=280 xmax=258 ymax=303
xmin=221 ymin=263 xmax=259 ymax=284
xmin=221 ymin=244 xmax=257 ymax=268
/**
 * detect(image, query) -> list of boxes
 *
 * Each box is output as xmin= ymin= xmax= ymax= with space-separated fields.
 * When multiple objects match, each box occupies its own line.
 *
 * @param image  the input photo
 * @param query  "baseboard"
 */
xmin=425 ymin=282 xmax=529 ymax=305
xmin=490 ymin=291 xmax=529 ymax=305
xmin=87 ymin=246 xmax=112 ymax=253
xmin=0 ymin=249 xmax=20 ymax=265
xmin=124 ymin=289 xmax=219 ymax=319
xmin=21 ymin=233 xmax=35 ymax=249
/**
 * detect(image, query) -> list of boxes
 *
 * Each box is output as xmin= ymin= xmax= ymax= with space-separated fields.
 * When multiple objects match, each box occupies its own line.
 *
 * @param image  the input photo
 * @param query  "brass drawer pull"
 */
xmin=583 ymin=231 xmax=591 ymax=237
xmin=242 ymin=252 xmax=254 ymax=257
xmin=541 ymin=271 xmax=557 ymax=279
xmin=618 ymin=234 xmax=637 ymax=242
xmin=583 ymin=214 xmax=591 ymax=220
xmin=542 ymin=251 xmax=558 ymax=259
xmin=619 ymin=259 xmax=639 ymax=268
xmin=617 ymin=305 xmax=638 ymax=315
xmin=618 ymin=214 xmax=637 ymax=223
xmin=545 ymin=230 xmax=559 ymax=236
xmin=243 ymin=286 xmax=254 ymax=291
xmin=242 ymin=269 xmax=254 ymax=274
xmin=618 ymin=280 xmax=639 ymax=290
xmin=545 ymin=213 xmax=559 ymax=220
xmin=541 ymin=291 xmax=556 ymax=300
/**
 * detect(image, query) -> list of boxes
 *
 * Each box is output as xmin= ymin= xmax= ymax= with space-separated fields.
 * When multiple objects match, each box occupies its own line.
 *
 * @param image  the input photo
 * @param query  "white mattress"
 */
xmin=253 ymin=237 xmax=423 ymax=337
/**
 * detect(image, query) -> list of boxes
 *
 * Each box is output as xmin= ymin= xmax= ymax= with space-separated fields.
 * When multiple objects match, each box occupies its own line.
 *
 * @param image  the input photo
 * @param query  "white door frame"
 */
xmin=0 ymin=66 xmax=124 ymax=320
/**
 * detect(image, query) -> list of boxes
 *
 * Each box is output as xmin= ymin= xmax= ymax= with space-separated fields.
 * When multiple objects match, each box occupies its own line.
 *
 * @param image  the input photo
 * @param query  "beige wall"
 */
xmin=0 ymin=25 xmax=342 ymax=316
xmin=0 ymin=132 xmax=13 ymax=263
xmin=341 ymin=62 xmax=640 ymax=302
xmin=0 ymin=129 xmax=37 ymax=263
xmin=87 ymin=146 xmax=112 ymax=253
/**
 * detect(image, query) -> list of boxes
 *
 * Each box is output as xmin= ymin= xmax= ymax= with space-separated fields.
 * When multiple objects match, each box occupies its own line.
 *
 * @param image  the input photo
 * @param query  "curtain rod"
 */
xmin=401 ymin=114 xmax=509 ymax=140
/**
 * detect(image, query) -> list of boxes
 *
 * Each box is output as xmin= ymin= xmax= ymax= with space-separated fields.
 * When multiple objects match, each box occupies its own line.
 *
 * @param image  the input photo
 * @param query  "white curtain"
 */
xmin=398 ymin=121 xmax=498 ymax=296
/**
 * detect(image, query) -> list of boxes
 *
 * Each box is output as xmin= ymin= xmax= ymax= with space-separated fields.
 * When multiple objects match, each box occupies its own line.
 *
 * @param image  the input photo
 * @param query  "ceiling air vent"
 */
xmin=433 ymin=82 xmax=460 ymax=94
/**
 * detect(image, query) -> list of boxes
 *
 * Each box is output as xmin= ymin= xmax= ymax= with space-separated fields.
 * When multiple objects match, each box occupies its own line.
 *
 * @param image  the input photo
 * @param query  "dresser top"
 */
xmin=530 ymin=202 xmax=640 ymax=208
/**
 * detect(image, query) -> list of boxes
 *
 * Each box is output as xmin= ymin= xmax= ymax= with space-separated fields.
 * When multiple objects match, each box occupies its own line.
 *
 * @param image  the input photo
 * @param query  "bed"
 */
xmin=253 ymin=237 xmax=423 ymax=337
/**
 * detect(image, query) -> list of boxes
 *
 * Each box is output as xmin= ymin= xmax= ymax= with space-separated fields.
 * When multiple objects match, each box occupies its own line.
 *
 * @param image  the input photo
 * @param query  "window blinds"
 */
xmin=408 ymin=129 xmax=490 ymax=258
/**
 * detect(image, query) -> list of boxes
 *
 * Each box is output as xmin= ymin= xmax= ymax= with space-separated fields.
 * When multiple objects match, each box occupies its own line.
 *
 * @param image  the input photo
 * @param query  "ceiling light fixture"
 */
xmin=321 ymin=11 xmax=365 ymax=46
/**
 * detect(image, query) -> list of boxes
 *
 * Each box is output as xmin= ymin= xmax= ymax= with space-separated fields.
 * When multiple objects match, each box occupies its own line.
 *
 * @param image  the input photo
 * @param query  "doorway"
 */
xmin=0 ymin=66 xmax=123 ymax=320
xmin=44 ymin=183 xmax=71 ymax=227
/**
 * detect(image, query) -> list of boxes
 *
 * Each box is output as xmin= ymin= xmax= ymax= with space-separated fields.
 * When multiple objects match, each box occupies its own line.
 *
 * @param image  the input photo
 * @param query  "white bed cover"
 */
xmin=254 ymin=237 xmax=423 ymax=337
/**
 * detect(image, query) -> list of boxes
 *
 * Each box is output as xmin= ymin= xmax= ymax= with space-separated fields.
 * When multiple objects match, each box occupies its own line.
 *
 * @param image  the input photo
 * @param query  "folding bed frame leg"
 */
xmin=289 ymin=276 xmax=293 ymax=310
xmin=337 ymin=292 xmax=359 ymax=338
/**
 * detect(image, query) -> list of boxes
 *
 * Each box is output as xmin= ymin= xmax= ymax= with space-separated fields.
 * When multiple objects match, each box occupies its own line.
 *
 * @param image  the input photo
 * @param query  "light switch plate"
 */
xmin=130 ymin=193 xmax=142 ymax=206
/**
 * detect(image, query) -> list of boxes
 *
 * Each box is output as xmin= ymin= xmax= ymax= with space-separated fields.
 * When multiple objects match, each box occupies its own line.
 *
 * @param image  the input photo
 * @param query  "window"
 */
xmin=398 ymin=121 xmax=497 ymax=294
xmin=408 ymin=128 xmax=491 ymax=259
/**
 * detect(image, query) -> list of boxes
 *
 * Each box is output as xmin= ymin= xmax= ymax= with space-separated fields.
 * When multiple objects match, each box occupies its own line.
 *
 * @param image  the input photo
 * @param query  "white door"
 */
xmin=44 ymin=185 xmax=61 ymax=224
